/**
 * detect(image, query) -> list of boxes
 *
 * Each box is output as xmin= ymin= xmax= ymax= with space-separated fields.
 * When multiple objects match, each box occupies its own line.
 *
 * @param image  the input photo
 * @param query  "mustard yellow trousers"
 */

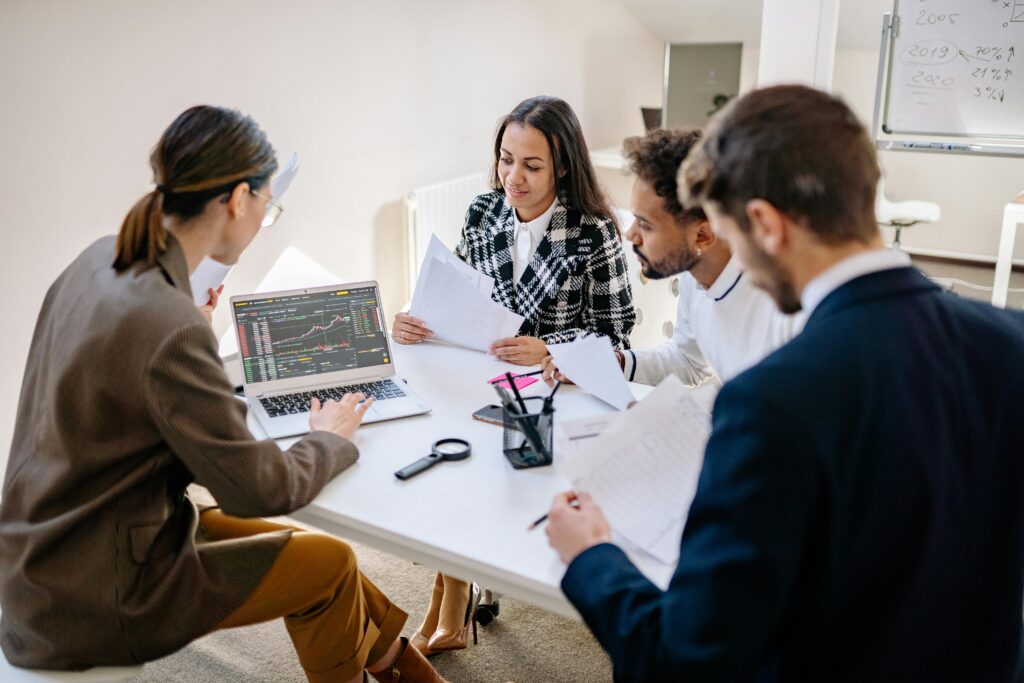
xmin=202 ymin=510 xmax=407 ymax=683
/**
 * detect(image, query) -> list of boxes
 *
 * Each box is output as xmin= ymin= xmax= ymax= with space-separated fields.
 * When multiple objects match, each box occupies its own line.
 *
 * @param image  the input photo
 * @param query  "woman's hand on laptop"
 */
xmin=392 ymin=312 xmax=433 ymax=345
xmin=308 ymin=393 xmax=374 ymax=441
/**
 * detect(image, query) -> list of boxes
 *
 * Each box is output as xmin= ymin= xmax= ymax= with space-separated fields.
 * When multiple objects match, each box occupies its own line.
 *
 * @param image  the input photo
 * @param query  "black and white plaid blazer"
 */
xmin=455 ymin=191 xmax=635 ymax=348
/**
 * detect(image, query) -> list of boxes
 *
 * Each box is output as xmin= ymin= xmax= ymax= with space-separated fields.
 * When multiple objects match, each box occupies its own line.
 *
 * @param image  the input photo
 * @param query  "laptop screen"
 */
xmin=233 ymin=285 xmax=390 ymax=384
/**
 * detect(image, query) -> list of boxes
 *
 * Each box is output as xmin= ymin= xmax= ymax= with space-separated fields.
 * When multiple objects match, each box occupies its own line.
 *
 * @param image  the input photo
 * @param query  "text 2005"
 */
xmin=917 ymin=10 xmax=959 ymax=26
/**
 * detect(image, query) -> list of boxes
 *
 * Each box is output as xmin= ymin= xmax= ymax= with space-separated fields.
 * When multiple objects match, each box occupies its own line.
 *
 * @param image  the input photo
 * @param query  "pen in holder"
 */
xmin=501 ymin=396 xmax=554 ymax=469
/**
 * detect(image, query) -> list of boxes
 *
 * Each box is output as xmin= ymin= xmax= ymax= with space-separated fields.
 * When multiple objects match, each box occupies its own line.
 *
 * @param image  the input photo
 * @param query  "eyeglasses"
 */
xmin=249 ymin=189 xmax=284 ymax=228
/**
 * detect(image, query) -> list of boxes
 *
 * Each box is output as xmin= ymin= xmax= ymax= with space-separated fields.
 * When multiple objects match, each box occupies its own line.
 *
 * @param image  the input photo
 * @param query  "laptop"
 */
xmin=230 ymin=281 xmax=431 ymax=439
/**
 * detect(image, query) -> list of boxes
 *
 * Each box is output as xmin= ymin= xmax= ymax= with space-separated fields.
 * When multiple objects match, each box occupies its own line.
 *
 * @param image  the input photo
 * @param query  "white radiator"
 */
xmin=403 ymin=173 xmax=490 ymax=299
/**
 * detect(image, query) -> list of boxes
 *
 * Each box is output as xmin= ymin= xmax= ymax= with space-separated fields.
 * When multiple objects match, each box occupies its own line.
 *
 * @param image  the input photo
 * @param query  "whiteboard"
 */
xmin=883 ymin=0 xmax=1024 ymax=139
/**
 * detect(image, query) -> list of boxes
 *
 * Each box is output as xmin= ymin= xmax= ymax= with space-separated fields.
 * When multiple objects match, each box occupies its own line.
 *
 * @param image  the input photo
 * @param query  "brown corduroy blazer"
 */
xmin=0 ymin=235 xmax=358 ymax=669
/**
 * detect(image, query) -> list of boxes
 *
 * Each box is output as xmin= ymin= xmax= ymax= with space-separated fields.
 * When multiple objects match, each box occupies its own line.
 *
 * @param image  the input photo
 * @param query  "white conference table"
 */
xmin=244 ymin=341 xmax=709 ymax=619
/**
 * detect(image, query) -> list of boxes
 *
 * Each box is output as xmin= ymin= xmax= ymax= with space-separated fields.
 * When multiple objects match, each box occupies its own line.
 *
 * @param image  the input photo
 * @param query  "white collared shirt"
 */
xmin=800 ymin=248 xmax=912 ymax=318
xmin=623 ymin=257 xmax=801 ymax=387
xmin=511 ymin=198 xmax=558 ymax=283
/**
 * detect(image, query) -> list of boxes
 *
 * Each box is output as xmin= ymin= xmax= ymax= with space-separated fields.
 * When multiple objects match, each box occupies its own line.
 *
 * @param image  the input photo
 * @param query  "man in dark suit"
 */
xmin=546 ymin=84 xmax=1024 ymax=682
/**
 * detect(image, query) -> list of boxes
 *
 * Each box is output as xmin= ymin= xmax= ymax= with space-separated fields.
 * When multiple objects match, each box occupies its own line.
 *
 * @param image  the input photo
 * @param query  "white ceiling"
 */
xmin=617 ymin=0 xmax=896 ymax=51
xmin=616 ymin=0 xmax=764 ymax=44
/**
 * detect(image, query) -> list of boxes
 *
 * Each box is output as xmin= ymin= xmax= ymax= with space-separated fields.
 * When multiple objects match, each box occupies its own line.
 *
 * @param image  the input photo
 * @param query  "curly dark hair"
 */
xmin=622 ymin=129 xmax=706 ymax=225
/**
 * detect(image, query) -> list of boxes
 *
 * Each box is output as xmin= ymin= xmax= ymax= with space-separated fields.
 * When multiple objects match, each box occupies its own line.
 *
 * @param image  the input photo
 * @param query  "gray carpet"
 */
xmin=137 ymin=509 xmax=612 ymax=683
xmin=913 ymin=254 xmax=1024 ymax=309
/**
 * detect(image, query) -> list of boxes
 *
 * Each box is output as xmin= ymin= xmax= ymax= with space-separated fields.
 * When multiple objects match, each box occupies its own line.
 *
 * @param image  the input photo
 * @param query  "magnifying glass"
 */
xmin=394 ymin=438 xmax=472 ymax=480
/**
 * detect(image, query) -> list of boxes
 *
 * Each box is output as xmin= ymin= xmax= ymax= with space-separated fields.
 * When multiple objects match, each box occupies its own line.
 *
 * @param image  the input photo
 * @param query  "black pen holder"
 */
xmin=502 ymin=397 xmax=554 ymax=469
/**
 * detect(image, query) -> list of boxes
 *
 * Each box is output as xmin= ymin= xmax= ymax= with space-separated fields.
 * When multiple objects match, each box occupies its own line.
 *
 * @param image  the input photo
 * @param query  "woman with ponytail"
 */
xmin=0 ymin=106 xmax=445 ymax=683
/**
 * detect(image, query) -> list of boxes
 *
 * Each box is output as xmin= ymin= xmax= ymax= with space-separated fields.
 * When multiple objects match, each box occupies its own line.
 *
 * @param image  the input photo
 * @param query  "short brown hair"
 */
xmin=680 ymin=85 xmax=880 ymax=244
xmin=622 ymin=129 xmax=706 ymax=225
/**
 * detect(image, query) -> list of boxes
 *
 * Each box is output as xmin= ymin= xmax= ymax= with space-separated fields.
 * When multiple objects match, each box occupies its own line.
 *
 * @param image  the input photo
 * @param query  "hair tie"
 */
xmin=155 ymin=184 xmax=170 ymax=195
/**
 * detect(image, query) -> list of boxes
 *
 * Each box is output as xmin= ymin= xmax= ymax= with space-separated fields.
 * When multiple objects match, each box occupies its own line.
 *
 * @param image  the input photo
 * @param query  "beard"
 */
xmin=633 ymin=242 xmax=700 ymax=280
xmin=741 ymin=237 xmax=802 ymax=314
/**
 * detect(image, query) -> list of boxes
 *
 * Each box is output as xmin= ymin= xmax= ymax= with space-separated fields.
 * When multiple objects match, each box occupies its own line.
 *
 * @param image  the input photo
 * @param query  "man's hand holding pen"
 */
xmin=545 ymin=491 xmax=612 ymax=564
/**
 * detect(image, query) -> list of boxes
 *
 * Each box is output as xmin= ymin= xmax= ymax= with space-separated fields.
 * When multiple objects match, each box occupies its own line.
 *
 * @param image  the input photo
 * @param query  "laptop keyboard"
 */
xmin=259 ymin=379 xmax=406 ymax=417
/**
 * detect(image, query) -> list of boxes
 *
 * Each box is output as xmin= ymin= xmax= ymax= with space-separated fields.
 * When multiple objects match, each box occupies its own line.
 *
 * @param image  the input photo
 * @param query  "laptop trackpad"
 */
xmin=370 ymin=400 xmax=408 ymax=420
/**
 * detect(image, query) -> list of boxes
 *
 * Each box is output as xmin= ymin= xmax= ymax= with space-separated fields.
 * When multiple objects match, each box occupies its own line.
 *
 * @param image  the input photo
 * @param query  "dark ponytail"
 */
xmin=115 ymin=189 xmax=168 ymax=272
xmin=114 ymin=106 xmax=277 ymax=271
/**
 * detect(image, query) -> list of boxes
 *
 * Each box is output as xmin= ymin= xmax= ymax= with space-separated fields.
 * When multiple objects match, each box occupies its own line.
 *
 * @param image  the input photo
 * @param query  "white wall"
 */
xmin=0 ymin=0 xmax=662 ymax=466
xmin=757 ymin=0 xmax=840 ymax=89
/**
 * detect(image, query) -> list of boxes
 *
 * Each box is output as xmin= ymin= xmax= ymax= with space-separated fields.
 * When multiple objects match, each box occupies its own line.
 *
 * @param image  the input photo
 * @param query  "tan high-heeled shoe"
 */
xmin=409 ymin=631 xmax=433 ymax=658
xmin=369 ymin=637 xmax=448 ymax=683
xmin=427 ymin=582 xmax=481 ymax=652
xmin=410 ymin=573 xmax=445 ymax=656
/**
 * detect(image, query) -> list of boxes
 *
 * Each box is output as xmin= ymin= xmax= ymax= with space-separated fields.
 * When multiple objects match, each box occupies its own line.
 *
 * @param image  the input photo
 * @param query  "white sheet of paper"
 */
xmin=189 ymin=257 xmax=232 ymax=306
xmin=271 ymin=152 xmax=300 ymax=200
xmin=411 ymin=257 xmax=524 ymax=352
xmin=554 ymin=413 xmax=617 ymax=465
xmin=565 ymin=375 xmax=711 ymax=566
xmin=430 ymin=234 xmax=493 ymax=296
xmin=411 ymin=234 xmax=493 ymax=312
xmin=546 ymin=335 xmax=635 ymax=410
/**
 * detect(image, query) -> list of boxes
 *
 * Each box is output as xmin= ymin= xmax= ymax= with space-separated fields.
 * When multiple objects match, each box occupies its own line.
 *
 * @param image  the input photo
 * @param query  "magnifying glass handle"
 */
xmin=394 ymin=453 xmax=441 ymax=481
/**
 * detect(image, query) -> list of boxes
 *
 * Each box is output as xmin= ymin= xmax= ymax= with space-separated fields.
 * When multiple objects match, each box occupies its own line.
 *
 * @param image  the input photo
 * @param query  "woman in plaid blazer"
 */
xmin=392 ymin=97 xmax=636 ymax=656
xmin=394 ymin=96 xmax=636 ymax=368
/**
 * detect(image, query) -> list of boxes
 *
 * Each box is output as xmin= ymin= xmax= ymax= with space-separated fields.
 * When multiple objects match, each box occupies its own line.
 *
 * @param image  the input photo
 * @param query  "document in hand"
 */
xmin=410 ymin=235 xmax=493 ymax=312
xmin=271 ymin=152 xmax=300 ymax=200
xmin=558 ymin=374 xmax=710 ymax=570
xmin=189 ymin=257 xmax=232 ymax=306
xmin=546 ymin=335 xmax=635 ymax=410
xmin=409 ymin=244 xmax=524 ymax=352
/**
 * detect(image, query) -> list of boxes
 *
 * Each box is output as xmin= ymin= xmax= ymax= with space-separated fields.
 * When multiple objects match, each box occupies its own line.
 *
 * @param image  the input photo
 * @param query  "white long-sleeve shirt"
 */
xmin=511 ymin=198 xmax=558 ymax=283
xmin=622 ymin=257 xmax=800 ymax=387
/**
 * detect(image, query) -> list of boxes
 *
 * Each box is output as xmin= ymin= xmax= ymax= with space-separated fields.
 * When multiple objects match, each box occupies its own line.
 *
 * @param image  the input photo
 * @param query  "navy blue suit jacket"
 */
xmin=562 ymin=267 xmax=1024 ymax=682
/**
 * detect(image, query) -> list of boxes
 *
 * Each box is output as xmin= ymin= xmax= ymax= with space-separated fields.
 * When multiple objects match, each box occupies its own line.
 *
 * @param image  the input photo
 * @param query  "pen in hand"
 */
xmin=527 ymin=494 xmax=580 ymax=531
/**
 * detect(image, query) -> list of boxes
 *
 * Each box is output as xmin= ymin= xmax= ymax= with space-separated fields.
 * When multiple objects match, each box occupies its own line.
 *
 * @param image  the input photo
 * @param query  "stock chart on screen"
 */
xmin=233 ymin=286 xmax=390 ymax=384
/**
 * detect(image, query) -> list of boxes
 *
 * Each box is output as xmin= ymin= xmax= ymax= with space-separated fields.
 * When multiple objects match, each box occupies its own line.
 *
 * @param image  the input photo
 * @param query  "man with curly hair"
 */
xmin=543 ymin=128 xmax=798 ymax=388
